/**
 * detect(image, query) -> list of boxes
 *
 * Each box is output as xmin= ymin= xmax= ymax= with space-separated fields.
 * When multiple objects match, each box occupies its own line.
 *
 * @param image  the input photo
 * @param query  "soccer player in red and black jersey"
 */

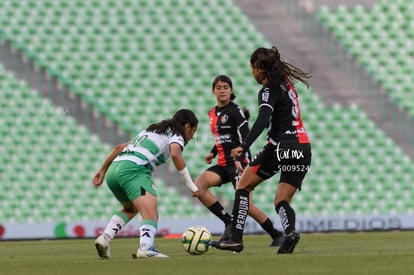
xmin=194 ymin=75 xmax=284 ymax=248
xmin=216 ymin=47 xmax=312 ymax=254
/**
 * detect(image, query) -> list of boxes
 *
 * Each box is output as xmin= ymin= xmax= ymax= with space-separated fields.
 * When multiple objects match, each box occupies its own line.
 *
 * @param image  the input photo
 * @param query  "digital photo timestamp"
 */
xmin=277 ymin=164 xmax=310 ymax=172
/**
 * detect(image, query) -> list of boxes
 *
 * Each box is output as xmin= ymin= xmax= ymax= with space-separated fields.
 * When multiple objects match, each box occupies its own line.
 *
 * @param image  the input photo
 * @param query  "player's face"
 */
xmin=185 ymin=124 xmax=197 ymax=142
xmin=251 ymin=64 xmax=263 ymax=84
xmin=213 ymin=80 xmax=233 ymax=106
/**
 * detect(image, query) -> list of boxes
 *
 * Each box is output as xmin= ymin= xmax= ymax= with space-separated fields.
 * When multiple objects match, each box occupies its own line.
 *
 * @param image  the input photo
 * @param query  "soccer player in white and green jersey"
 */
xmin=92 ymin=109 xmax=199 ymax=259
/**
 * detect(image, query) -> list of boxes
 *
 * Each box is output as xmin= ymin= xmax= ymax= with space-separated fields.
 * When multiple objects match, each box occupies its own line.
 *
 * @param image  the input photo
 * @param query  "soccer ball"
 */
xmin=182 ymin=226 xmax=212 ymax=255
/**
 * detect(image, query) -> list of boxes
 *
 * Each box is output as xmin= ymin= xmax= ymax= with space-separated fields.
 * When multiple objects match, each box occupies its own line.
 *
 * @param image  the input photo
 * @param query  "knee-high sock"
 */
xmin=139 ymin=219 xmax=157 ymax=250
xmin=260 ymin=218 xmax=281 ymax=239
xmin=231 ymin=189 xmax=250 ymax=242
xmin=275 ymin=201 xmax=296 ymax=235
xmin=208 ymin=201 xmax=232 ymax=224
xmin=103 ymin=213 xmax=129 ymax=242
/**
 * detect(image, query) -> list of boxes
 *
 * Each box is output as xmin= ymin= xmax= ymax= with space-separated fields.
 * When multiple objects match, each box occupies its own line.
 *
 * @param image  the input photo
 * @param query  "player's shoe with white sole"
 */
xmin=134 ymin=247 xmax=168 ymax=258
xmin=94 ymin=235 xmax=111 ymax=259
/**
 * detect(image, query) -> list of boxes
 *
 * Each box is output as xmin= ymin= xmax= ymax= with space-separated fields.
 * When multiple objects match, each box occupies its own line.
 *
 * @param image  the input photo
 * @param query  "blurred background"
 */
xmin=0 ymin=0 xmax=413 ymax=239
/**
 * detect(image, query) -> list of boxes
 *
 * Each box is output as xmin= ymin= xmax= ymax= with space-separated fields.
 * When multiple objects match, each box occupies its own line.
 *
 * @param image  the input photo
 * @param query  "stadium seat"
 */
xmin=316 ymin=2 xmax=414 ymax=117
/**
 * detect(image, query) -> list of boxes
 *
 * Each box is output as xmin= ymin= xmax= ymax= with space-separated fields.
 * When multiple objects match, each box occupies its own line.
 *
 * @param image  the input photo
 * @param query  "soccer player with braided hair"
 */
xmin=216 ymin=46 xmax=312 ymax=254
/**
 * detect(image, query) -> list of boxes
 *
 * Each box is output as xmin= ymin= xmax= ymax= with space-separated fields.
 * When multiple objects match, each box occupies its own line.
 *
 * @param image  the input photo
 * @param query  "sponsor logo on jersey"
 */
xmin=262 ymin=89 xmax=270 ymax=102
xmin=221 ymin=114 xmax=228 ymax=124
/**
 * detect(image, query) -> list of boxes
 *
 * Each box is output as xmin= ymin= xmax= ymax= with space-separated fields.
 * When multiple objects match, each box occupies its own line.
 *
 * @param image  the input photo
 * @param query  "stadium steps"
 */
xmin=234 ymin=0 xmax=414 ymax=158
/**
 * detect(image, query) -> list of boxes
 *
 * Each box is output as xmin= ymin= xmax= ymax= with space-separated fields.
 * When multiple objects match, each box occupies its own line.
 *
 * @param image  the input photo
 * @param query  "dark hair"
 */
xmin=250 ymin=46 xmax=311 ymax=88
xmin=241 ymin=106 xmax=250 ymax=121
xmin=146 ymin=109 xmax=198 ymax=145
xmin=212 ymin=75 xmax=236 ymax=100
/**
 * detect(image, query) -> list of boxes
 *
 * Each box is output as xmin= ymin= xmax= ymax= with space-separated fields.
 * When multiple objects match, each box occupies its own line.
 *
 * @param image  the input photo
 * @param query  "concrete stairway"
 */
xmin=234 ymin=0 xmax=414 ymax=157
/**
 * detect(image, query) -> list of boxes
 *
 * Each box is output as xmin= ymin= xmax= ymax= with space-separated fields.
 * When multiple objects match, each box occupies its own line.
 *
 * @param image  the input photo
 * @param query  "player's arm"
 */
xmin=170 ymin=142 xmax=199 ymax=193
xmin=210 ymin=145 xmax=218 ymax=157
xmin=231 ymin=106 xmax=272 ymax=159
xmin=205 ymin=145 xmax=217 ymax=164
xmin=92 ymin=142 xmax=129 ymax=188
xmin=236 ymin=115 xmax=250 ymax=162
xmin=241 ymin=105 xmax=272 ymax=151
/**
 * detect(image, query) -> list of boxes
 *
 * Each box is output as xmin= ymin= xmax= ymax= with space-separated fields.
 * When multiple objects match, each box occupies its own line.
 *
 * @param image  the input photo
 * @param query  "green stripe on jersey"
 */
xmin=140 ymin=138 xmax=160 ymax=155
xmin=130 ymin=150 xmax=165 ymax=166
xmin=132 ymin=151 xmax=149 ymax=161
xmin=155 ymin=154 xmax=165 ymax=165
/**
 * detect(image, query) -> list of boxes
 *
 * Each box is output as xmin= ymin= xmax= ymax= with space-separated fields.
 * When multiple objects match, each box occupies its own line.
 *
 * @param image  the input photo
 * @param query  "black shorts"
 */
xmin=206 ymin=164 xmax=240 ymax=188
xmin=249 ymin=141 xmax=312 ymax=190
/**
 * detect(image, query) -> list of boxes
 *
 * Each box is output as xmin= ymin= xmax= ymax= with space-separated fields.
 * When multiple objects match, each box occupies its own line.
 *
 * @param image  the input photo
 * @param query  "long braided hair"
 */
xmin=146 ymin=109 xmax=198 ymax=145
xmin=250 ymin=46 xmax=311 ymax=89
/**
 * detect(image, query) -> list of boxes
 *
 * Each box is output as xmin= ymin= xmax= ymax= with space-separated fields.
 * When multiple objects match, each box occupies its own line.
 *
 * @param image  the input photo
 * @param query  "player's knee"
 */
xmin=195 ymin=179 xmax=209 ymax=193
xmin=236 ymin=182 xmax=254 ymax=192
xmin=122 ymin=207 xmax=137 ymax=215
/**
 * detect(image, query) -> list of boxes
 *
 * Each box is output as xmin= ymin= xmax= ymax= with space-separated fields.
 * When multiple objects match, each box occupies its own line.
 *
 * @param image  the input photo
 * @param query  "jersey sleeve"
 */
xmin=169 ymin=134 xmax=185 ymax=150
xmin=234 ymin=107 xmax=249 ymax=139
xmin=210 ymin=145 xmax=218 ymax=157
xmin=241 ymin=106 xmax=272 ymax=151
xmin=241 ymin=87 xmax=277 ymax=151
xmin=258 ymin=86 xmax=278 ymax=112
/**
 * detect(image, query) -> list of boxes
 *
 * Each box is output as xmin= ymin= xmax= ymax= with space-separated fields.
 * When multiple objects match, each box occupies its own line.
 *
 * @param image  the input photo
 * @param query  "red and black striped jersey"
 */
xmin=209 ymin=101 xmax=250 ymax=166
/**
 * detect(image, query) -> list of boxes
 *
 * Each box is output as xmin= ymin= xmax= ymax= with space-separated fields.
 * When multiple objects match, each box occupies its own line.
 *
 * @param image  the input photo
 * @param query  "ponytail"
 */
xmin=146 ymin=109 xmax=198 ymax=145
xmin=241 ymin=106 xmax=250 ymax=121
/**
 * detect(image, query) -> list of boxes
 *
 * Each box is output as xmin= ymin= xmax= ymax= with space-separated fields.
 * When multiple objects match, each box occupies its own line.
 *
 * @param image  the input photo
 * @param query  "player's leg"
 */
xmin=195 ymin=169 xmax=232 ymax=226
xmin=217 ymin=144 xmax=278 ymax=252
xmin=216 ymin=165 xmax=264 ymax=252
xmin=95 ymin=161 xmax=136 ymax=259
xmin=276 ymin=142 xmax=311 ymax=254
xmin=125 ymin=169 xmax=168 ymax=259
xmin=132 ymin=191 xmax=167 ymax=258
xmin=275 ymin=182 xmax=300 ymax=254
xmin=248 ymin=194 xmax=285 ymax=247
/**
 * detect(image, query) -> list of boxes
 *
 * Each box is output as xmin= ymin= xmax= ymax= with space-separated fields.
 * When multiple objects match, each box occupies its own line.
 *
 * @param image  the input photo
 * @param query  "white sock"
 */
xmin=103 ymin=215 xmax=126 ymax=242
xmin=139 ymin=224 xmax=157 ymax=250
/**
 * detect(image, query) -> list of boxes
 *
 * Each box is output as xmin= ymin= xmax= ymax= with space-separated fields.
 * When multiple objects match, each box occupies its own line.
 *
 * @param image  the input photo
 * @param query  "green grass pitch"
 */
xmin=2 ymin=231 xmax=414 ymax=275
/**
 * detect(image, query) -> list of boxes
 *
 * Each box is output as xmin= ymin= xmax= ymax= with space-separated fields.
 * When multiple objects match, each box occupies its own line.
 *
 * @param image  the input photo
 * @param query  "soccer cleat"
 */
xmin=269 ymin=232 xmax=285 ymax=247
xmin=134 ymin=247 xmax=169 ymax=258
xmin=277 ymin=231 xmax=300 ymax=254
xmin=210 ymin=223 xmax=232 ymax=248
xmin=215 ymin=238 xmax=244 ymax=253
xmin=94 ymin=235 xmax=111 ymax=259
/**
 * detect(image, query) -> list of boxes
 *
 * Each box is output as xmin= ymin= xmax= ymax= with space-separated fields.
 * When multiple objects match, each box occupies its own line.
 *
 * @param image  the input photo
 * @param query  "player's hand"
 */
xmin=191 ymin=190 xmax=200 ymax=198
xmin=231 ymin=146 xmax=243 ymax=159
xmin=205 ymin=152 xmax=214 ymax=164
xmin=92 ymin=170 xmax=105 ymax=189
xmin=234 ymin=160 xmax=244 ymax=174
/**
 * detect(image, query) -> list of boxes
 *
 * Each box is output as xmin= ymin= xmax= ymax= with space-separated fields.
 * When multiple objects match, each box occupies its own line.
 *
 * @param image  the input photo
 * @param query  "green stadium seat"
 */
xmin=317 ymin=2 xmax=414 ymax=117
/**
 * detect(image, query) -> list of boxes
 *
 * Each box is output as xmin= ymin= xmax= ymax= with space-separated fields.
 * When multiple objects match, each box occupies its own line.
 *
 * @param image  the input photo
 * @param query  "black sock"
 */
xmin=208 ymin=201 xmax=232 ymax=224
xmin=260 ymin=218 xmax=281 ymax=239
xmin=275 ymin=201 xmax=296 ymax=235
xmin=231 ymin=189 xmax=250 ymax=242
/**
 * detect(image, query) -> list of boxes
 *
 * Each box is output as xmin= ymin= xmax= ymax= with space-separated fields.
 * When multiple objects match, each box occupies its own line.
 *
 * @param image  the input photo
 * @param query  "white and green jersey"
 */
xmin=113 ymin=130 xmax=185 ymax=170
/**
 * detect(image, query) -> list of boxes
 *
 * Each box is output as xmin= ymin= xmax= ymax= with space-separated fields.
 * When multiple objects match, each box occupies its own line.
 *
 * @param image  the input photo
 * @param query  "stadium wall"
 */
xmin=1 ymin=214 xmax=413 ymax=240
